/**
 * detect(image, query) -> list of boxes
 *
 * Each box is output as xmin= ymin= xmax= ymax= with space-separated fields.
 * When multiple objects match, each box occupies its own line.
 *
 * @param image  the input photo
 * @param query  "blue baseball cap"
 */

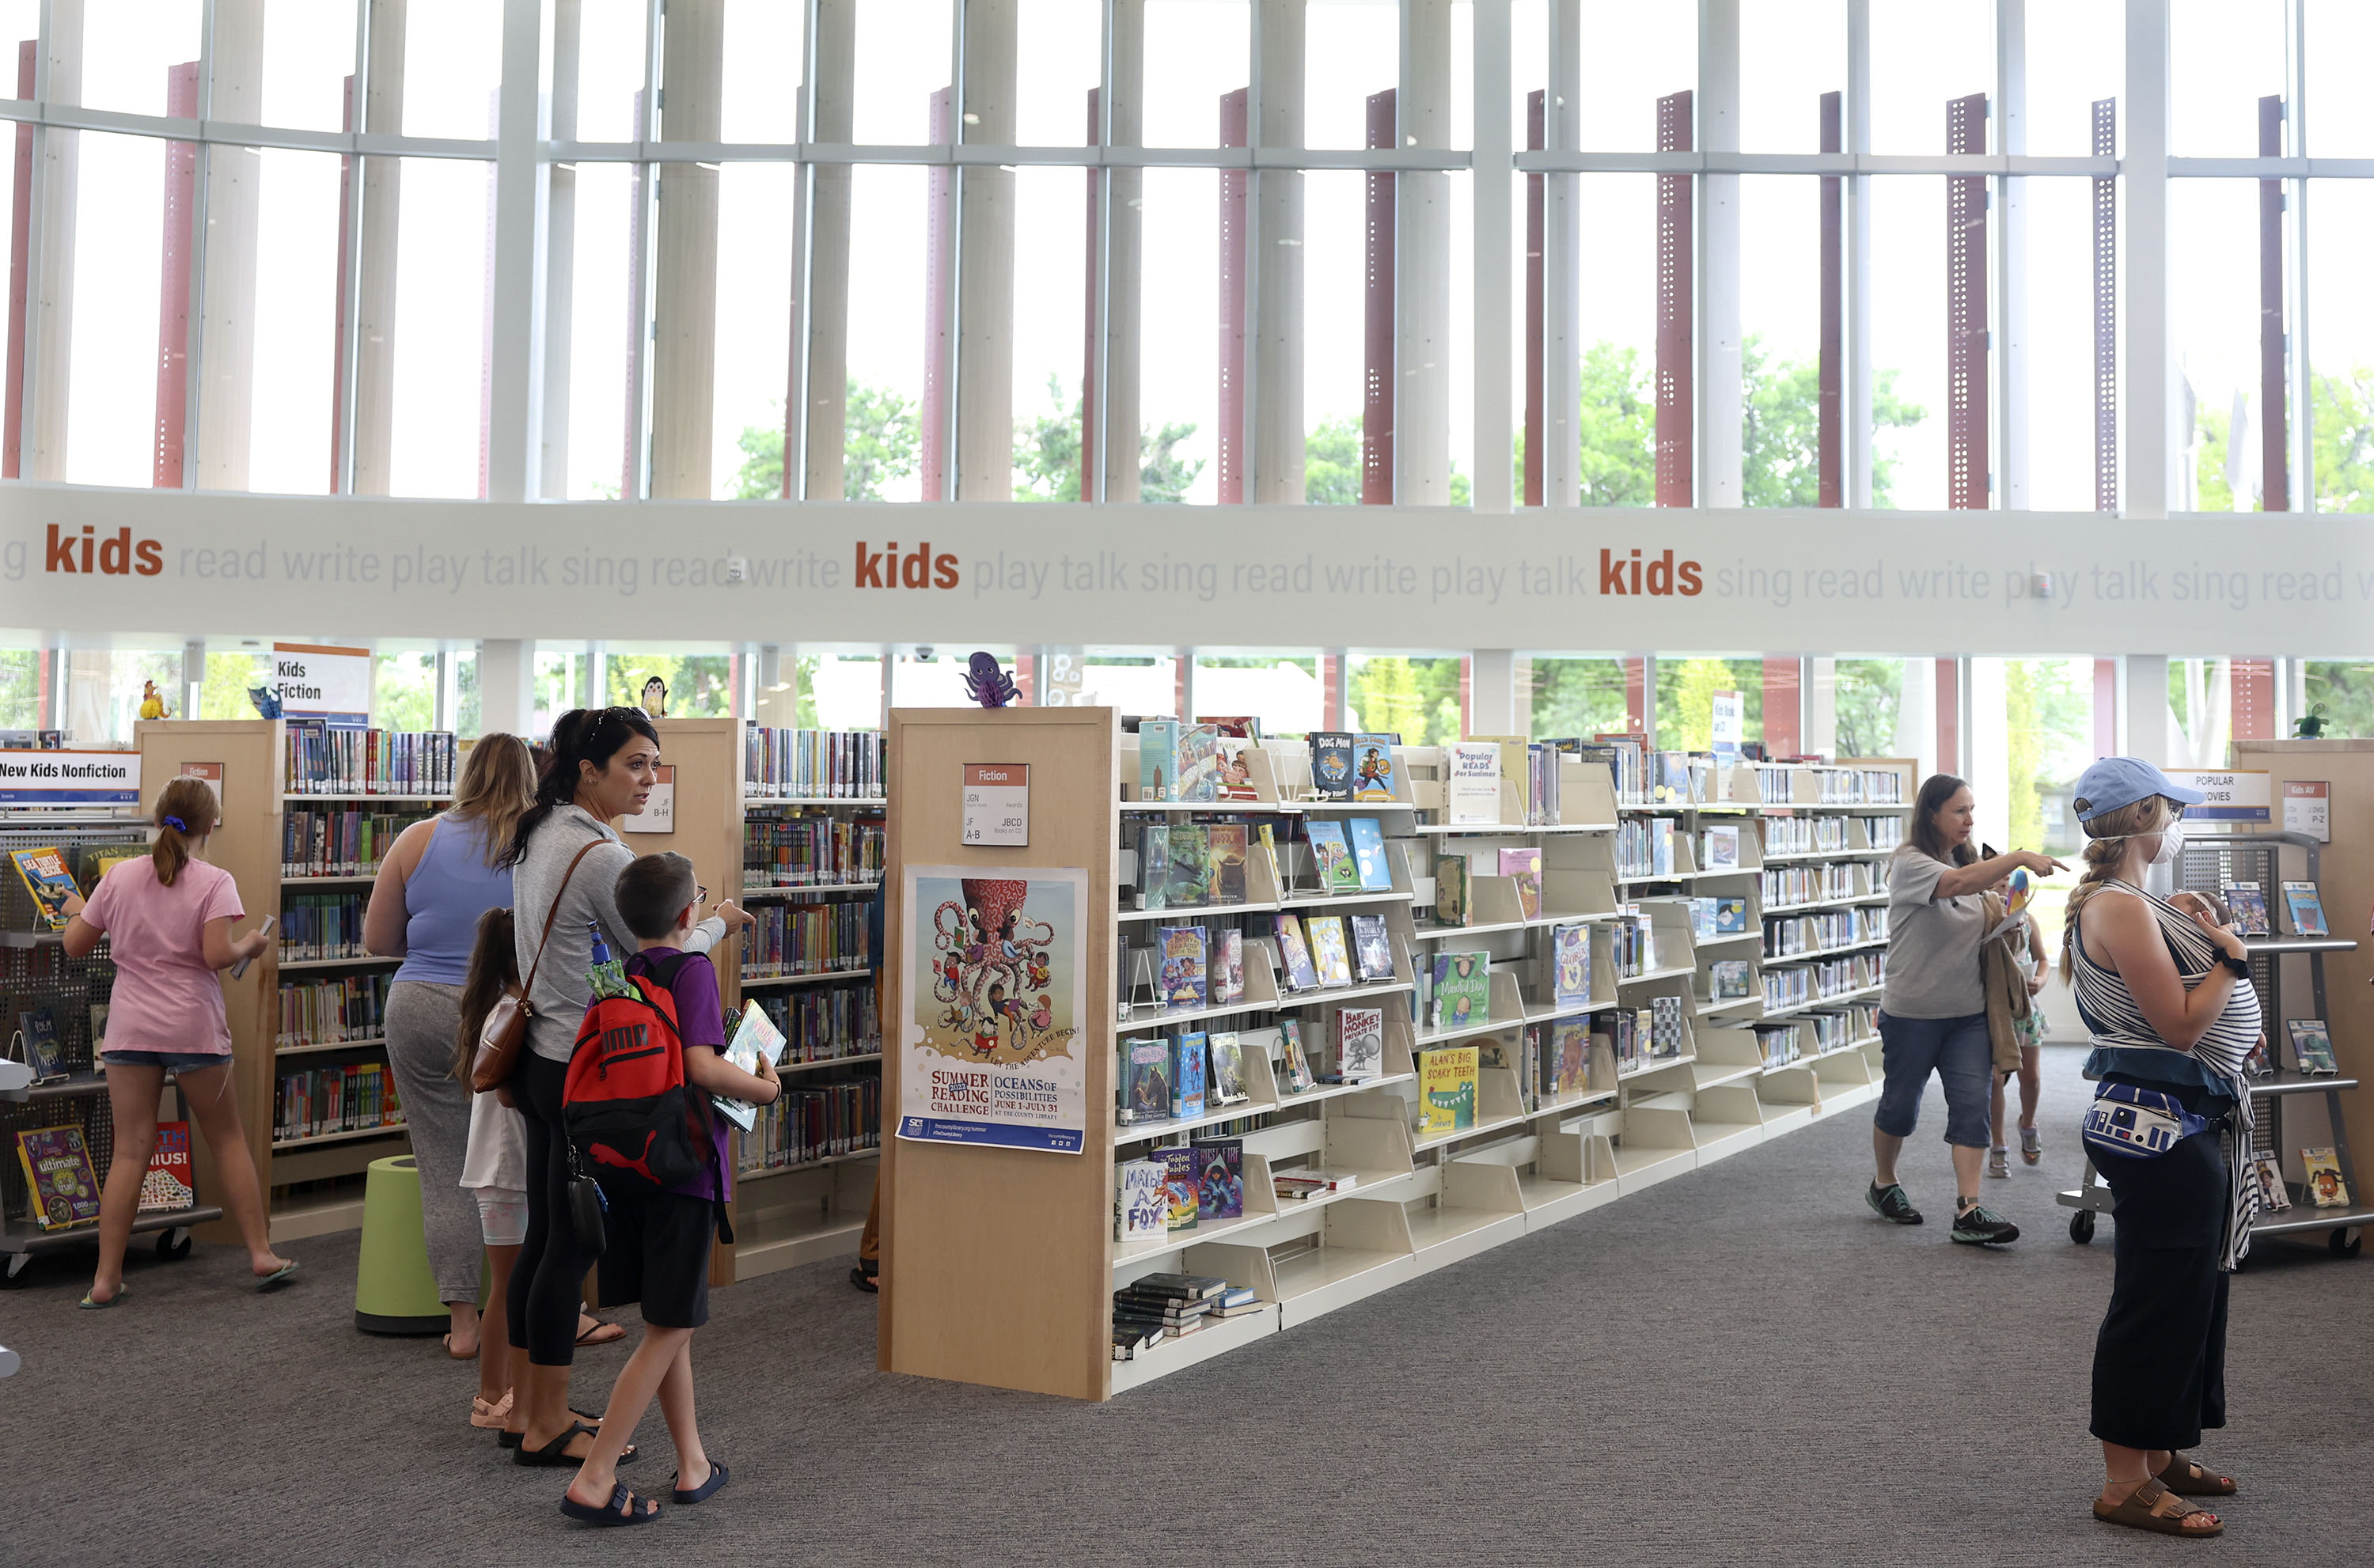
xmin=2072 ymin=757 xmax=2205 ymax=825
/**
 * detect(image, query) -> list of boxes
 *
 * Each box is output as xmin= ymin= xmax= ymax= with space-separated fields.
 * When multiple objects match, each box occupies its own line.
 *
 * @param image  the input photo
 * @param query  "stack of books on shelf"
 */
xmin=279 ymin=892 xmax=371 ymax=960
xmin=744 ymin=726 xmax=885 ymax=799
xmin=276 ymin=974 xmax=391 ymax=1049
xmin=753 ymin=987 xmax=880 ymax=1063
xmin=737 ymin=1074 xmax=882 ymax=1172
xmin=283 ymin=725 xmax=456 ymax=796
xmin=1109 ymin=1273 xmax=1250 ymax=1358
xmin=1762 ymin=907 xmax=1887 ymax=957
xmin=282 ymin=805 xmax=436 ymax=878
xmin=1868 ymin=817 xmax=1906 ymax=851
xmin=742 ymin=810 xmax=885 ymax=889
xmin=1764 ymin=815 xmax=1849 ymax=856
xmin=741 ymin=901 xmax=870 ymax=979
xmin=272 ymin=1061 xmax=404 ymax=1142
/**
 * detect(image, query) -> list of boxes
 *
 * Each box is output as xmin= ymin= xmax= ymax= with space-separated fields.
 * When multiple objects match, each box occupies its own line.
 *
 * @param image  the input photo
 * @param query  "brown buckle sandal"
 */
xmin=2157 ymin=1453 xmax=2238 ymax=1496
xmin=2095 ymin=1477 xmax=2224 ymax=1536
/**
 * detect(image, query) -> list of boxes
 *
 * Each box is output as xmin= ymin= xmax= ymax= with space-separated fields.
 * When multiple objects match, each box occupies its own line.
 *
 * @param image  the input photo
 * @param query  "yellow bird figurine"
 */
xmin=138 ymin=680 xmax=168 ymax=721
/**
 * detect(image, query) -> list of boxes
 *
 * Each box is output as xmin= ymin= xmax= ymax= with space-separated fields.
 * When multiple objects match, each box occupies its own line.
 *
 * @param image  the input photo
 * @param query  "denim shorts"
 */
xmin=103 ymin=1049 xmax=233 ymax=1077
xmin=1873 ymin=1010 xmax=1993 ymax=1148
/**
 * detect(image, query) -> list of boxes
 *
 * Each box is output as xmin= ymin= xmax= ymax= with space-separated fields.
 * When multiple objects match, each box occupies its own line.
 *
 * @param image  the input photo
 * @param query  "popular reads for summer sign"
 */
xmin=896 ymin=865 xmax=1088 ymax=1154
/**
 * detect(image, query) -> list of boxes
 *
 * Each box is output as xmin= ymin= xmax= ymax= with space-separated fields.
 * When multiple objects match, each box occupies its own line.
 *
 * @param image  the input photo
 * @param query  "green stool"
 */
xmin=354 ymin=1154 xmax=448 ymax=1335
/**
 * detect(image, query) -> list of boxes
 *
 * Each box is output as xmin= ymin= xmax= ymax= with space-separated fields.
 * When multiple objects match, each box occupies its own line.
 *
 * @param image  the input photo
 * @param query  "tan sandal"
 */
xmin=2157 ymin=1454 xmax=2238 ymax=1496
xmin=2095 ymin=1477 xmax=2224 ymax=1536
xmin=471 ymin=1389 xmax=514 ymax=1430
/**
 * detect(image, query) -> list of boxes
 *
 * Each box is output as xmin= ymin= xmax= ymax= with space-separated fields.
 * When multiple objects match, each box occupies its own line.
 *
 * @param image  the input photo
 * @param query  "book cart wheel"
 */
xmin=1 ymin=1253 xmax=28 ymax=1284
xmin=2332 ymin=1228 xmax=2361 ymax=1259
xmin=2069 ymin=1210 xmax=2095 ymax=1244
xmin=155 ymin=1228 xmax=193 ymax=1261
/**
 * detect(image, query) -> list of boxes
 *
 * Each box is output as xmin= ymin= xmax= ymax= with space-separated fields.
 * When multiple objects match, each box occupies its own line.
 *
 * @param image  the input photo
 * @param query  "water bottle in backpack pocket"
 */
xmin=564 ymin=947 xmax=708 ymax=1192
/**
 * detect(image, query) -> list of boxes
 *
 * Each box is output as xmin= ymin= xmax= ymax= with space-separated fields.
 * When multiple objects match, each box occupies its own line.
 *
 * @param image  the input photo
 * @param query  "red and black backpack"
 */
xmin=563 ymin=953 xmax=711 ymax=1195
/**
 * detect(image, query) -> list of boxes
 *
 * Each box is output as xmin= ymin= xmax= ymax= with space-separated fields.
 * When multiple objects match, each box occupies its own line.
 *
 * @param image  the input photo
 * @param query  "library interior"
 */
xmin=3 ymin=0 xmax=2372 ymax=1559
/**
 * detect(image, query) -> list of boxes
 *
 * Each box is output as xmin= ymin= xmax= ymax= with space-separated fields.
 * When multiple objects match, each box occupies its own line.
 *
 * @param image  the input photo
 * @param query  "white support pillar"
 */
xmin=1470 ymin=650 xmax=1518 ymax=735
xmin=1470 ymin=0 xmax=1511 ymax=513
xmin=25 ymin=1 xmax=82 ymax=480
xmin=1894 ymin=656 xmax=1936 ymax=783
xmin=803 ymin=0 xmax=855 ymax=498
xmin=181 ymin=638 xmax=206 ymax=721
xmin=2122 ymin=653 xmax=2170 ymax=764
xmin=484 ymin=0 xmax=552 ymax=502
xmin=1394 ymin=0 xmax=1451 ymax=504
xmin=956 ymin=1 xmax=1018 ymax=501
xmin=1697 ymin=0 xmax=1741 ymax=507
xmin=649 ymin=0 xmax=722 ymax=498
xmin=540 ymin=0 xmax=578 ymax=496
xmin=479 ymin=638 xmax=534 ymax=737
xmin=2123 ymin=0 xmax=2171 ymax=518
xmin=1542 ymin=0 xmax=1580 ymax=506
xmin=195 ymin=0 xmax=264 ymax=491
xmin=1803 ymin=656 xmax=1837 ymax=759
xmin=1996 ymin=0 xmax=2028 ymax=509
xmin=1845 ymin=0 xmax=1872 ymax=507
xmin=754 ymin=643 xmax=790 ymax=726
xmin=1102 ymin=0 xmax=1143 ymax=502
xmin=1250 ymin=0 xmax=1302 ymax=504
xmin=351 ymin=0 xmax=406 ymax=496
xmin=2288 ymin=0 xmax=2312 ymax=513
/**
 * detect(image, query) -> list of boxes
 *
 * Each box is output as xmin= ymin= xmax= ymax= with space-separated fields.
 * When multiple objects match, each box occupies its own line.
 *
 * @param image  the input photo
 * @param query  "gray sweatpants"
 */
xmin=383 ymin=980 xmax=482 ymax=1304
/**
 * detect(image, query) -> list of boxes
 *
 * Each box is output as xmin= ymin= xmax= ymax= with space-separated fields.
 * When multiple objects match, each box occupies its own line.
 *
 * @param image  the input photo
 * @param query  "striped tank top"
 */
xmin=2069 ymin=880 xmax=2259 ymax=1267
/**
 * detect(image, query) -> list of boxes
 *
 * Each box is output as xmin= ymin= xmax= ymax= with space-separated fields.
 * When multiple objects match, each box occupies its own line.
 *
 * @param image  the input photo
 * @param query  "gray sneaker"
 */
xmin=1951 ymin=1203 xmax=2019 ymax=1246
xmin=1867 ymin=1181 xmax=1923 ymax=1225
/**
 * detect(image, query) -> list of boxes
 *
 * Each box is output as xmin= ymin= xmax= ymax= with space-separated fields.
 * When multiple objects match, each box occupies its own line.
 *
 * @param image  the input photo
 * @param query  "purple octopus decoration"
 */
xmin=965 ymin=652 xmax=1018 ymax=708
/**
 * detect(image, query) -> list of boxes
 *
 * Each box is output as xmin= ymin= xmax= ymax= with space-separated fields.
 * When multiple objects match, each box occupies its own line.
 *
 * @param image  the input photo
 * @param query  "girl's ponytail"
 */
xmin=453 ymin=907 xmax=520 ymax=1081
xmin=150 ymin=775 xmax=220 ymax=888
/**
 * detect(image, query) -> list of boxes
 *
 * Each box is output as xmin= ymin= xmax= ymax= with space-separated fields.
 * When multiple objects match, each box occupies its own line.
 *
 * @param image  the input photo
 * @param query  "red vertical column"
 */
xmin=623 ymin=88 xmax=650 ymax=499
xmin=2258 ymin=96 xmax=2289 ymax=513
xmin=1014 ymin=653 xmax=1034 ymax=706
xmin=1655 ymin=91 xmax=1693 ymax=507
xmin=1936 ymin=659 xmax=1962 ymax=776
xmin=1946 ymin=93 xmax=1989 ymax=511
xmin=1218 ymin=88 xmax=1249 ymax=504
xmin=331 ymin=74 xmax=355 ymax=491
xmin=1818 ymin=91 xmax=1842 ymax=508
xmin=2093 ymin=658 xmax=2118 ymax=760
xmin=154 ymin=62 xmax=199 ymax=489
xmin=1320 ymin=653 xmax=1341 ymax=730
xmin=1524 ymin=89 xmax=1545 ymax=507
xmin=1083 ymin=88 xmax=1102 ymax=502
xmin=6 ymin=40 xmax=36 ymax=479
xmin=1762 ymin=658 xmax=1801 ymax=758
xmin=2230 ymin=659 xmax=2276 ymax=742
xmin=1362 ymin=89 xmax=1396 ymax=505
xmin=921 ymin=85 xmax=956 ymax=502
xmin=1457 ymin=657 xmax=1472 ymax=738
xmin=1625 ymin=657 xmax=1648 ymax=737
xmin=2092 ymin=98 xmax=2118 ymax=512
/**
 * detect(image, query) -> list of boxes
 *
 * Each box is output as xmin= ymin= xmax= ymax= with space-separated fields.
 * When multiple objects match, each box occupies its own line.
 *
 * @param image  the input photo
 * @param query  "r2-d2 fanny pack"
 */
xmin=2082 ymin=1082 xmax=2209 ymax=1161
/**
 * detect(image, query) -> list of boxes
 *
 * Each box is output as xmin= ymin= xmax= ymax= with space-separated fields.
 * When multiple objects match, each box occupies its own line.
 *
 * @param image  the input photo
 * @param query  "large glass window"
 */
xmin=1344 ymin=653 xmax=1464 ymax=747
xmin=1655 ymin=657 xmax=1763 ymax=753
xmin=1193 ymin=653 xmax=1325 ymax=737
xmin=1527 ymin=656 xmax=1631 ymax=740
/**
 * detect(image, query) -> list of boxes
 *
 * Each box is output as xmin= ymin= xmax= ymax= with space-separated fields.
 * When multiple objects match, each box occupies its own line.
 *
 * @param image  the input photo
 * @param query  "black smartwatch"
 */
xmin=2219 ymin=950 xmax=2251 ymax=979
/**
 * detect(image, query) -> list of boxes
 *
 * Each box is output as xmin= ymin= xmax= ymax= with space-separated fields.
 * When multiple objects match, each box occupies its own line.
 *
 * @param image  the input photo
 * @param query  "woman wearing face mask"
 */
xmin=1866 ymin=774 xmax=2065 ymax=1244
xmin=2061 ymin=759 xmax=2260 ymax=1538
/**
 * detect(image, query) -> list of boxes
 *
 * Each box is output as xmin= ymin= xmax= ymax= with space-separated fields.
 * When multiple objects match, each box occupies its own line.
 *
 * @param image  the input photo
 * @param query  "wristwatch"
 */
xmin=2219 ymin=950 xmax=2251 ymax=979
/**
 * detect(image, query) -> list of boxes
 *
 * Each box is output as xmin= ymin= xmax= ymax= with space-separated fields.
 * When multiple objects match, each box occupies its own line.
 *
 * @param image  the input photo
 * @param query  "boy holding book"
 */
xmin=563 ymin=853 xmax=773 ymax=1526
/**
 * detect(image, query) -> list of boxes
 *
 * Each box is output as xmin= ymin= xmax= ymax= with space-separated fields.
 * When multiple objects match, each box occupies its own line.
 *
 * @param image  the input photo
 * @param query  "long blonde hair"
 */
xmin=449 ymin=733 xmax=536 ymax=867
xmin=2059 ymin=793 xmax=2177 ymax=981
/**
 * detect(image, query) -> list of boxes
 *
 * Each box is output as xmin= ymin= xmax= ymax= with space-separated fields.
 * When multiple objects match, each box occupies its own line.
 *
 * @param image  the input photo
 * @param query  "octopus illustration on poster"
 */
xmin=897 ymin=865 xmax=1088 ymax=1153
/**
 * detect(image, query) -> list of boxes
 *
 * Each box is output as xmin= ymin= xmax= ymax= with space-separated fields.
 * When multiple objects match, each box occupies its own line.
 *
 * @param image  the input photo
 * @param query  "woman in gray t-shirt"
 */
xmin=1865 ymin=773 xmax=2063 ymax=1245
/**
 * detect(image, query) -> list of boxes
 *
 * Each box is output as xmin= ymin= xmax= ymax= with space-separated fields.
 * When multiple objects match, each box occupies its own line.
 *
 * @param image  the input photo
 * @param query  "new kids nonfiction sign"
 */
xmin=897 ymin=865 xmax=1088 ymax=1153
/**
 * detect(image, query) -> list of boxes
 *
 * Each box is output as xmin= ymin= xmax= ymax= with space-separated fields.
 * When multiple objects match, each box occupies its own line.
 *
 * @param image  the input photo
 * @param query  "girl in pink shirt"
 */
xmin=63 ymin=776 xmax=295 ymax=1307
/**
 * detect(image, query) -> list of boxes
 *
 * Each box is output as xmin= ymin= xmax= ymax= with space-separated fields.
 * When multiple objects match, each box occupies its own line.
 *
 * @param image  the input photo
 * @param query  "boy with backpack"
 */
xmin=561 ymin=852 xmax=774 ymax=1527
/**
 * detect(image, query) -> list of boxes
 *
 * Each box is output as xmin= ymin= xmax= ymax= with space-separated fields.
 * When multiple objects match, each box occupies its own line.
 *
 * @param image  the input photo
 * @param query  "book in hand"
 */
xmin=1193 ymin=1139 xmax=1243 ymax=1221
xmin=2301 ymin=1146 xmax=2351 ymax=1208
xmin=1352 ymin=733 xmax=1400 ymax=802
xmin=1117 ymin=1157 xmax=1170 ymax=1241
xmin=1345 ymin=817 xmax=1394 ymax=892
xmin=1278 ymin=1018 xmax=1316 ymax=1093
xmin=713 ymin=999 xmax=789 ymax=1132
xmin=1417 ymin=1045 xmax=1479 ymax=1138
xmin=1207 ymin=1031 xmax=1250 ymax=1104
xmin=15 ymin=1124 xmax=102 ymax=1231
xmin=2223 ymin=881 xmax=2270 ymax=938
xmin=1306 ymin=819 xmax=1359 ymax=895
xmin=2248 ymin=1153 xmax=2291 ymax=1213
xmin=137 ymin=1121 xmax=197 ymax=1212
xmin=1332 ymin=1006 xmax=1385 ymax=1081
xmin=2287 ymin=1018 xmax=2339 ymax=1075
xmin=1120 ymin=1036 xmax=1171 ymax=1123
xmin=1430 ymin=951 xmax=1491 ymax=1031
xmin=9 ymin=846 xmax=77 ymax=930
xmin=1306 ymin=915 xmax=1353 ymax=987
xmin=1350 ymin=914 xmax=1396 ymax=983
xmin=2280 ymin=881 xmax=2328 ymax=937
xmin=16 ymin=1006 xmax=66 ymax=1083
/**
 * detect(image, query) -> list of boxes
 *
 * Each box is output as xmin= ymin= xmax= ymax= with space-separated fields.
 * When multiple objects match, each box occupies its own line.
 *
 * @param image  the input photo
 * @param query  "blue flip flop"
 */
xmin=560 ymin=1483 xmax=662 ymax=1526
xmin=672 ymin=1460 xmax=729 ymax=1505
xmin=78 ymin=1284 xmax=129 ymax=1310
xmin=253 ymin=1260 xmax=299 ymax=1292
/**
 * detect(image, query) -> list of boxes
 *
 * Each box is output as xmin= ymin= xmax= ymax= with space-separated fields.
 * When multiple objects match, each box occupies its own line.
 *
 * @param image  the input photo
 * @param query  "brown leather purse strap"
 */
xmin=520 ymin=839 xmax=605 ymax=1000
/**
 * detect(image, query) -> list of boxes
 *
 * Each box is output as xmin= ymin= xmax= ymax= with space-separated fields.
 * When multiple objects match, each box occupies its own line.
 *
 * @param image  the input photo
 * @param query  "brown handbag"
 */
xmin=471 ymin=840 xmax=602 ymax=1092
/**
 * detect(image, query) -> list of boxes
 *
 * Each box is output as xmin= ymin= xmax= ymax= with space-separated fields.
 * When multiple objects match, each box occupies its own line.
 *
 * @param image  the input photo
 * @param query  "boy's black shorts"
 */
xmin=595 ymin=1187 xmax=715 ymax=1329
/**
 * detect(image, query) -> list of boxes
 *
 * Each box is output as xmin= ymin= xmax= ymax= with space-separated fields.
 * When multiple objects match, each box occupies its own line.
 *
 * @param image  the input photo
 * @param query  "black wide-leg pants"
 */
xmin=2089 ymin=1127 xmax=2230 ymax=1452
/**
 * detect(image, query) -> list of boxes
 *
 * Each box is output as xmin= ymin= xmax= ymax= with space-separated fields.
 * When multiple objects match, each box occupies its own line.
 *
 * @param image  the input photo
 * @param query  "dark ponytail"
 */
xmin=501 ymin=706 xmax=661 ymax=867
xmin=453 ymin=907 xmax=518 ymax=1081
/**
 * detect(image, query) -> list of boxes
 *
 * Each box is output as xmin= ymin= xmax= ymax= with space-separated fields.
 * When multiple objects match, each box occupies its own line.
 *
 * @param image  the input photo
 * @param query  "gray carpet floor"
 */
xmin=6 ymin=1043 xmax=2369 ymax=1566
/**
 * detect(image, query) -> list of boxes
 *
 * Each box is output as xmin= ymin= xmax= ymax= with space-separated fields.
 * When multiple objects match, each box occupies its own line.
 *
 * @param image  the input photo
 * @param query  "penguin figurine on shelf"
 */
xmin=963 ymin=652 xmax=1018 ymax=708
xmin=642 ymin=676 xmax=668 ymax=718
xmin=138 ymin=680 xmax=169 ymax=721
